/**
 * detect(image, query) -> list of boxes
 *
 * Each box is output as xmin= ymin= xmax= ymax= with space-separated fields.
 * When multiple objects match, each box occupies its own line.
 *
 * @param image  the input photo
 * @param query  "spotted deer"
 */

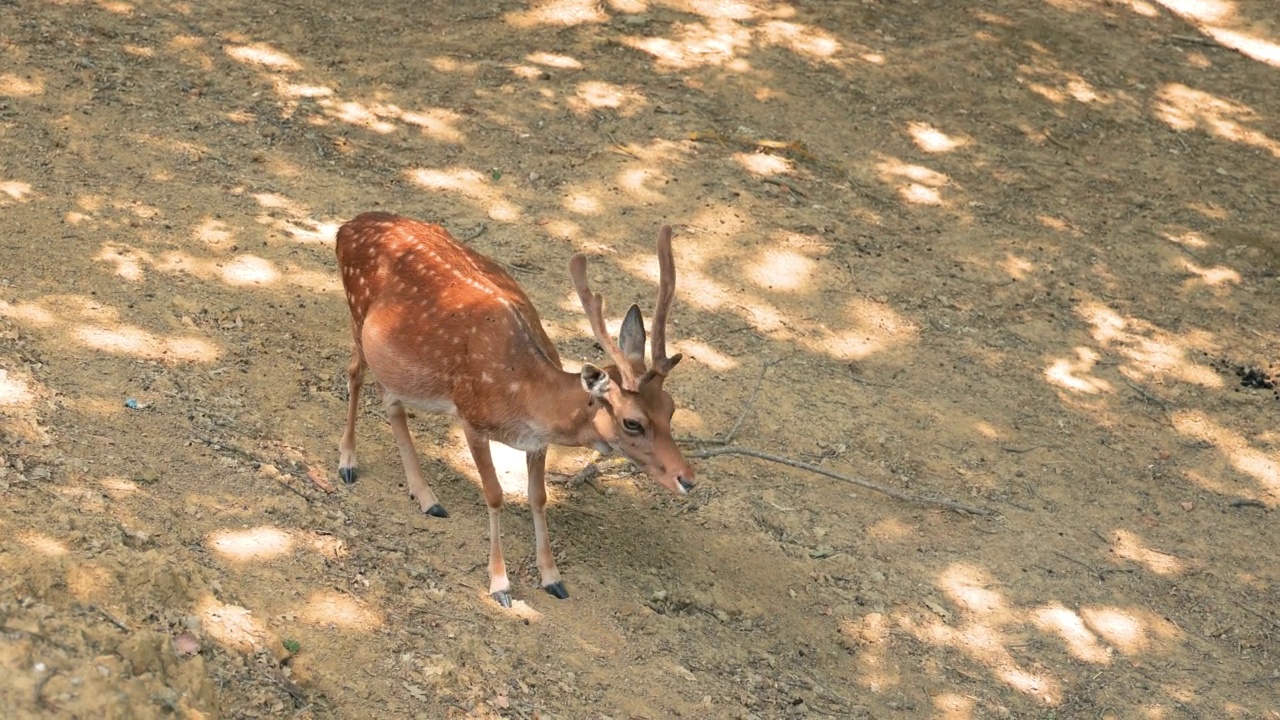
xmin=335 ymin=212 xmax=694 ymax=607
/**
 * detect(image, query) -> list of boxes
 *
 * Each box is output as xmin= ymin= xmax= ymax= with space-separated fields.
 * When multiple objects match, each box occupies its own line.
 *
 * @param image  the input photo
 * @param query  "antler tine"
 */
xmin=569 ymin=254 xmax=638 ymax=389
xmin=650 ymin=225 xmax=678 ymax=375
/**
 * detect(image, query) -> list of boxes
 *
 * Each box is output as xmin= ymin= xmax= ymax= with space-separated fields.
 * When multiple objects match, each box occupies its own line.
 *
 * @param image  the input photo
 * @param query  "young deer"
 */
xmin=335 ymin=212 xmax=694 ymax=607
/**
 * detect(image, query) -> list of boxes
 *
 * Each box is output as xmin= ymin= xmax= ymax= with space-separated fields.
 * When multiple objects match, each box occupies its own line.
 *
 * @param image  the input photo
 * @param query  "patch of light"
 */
xmin=0 ymin=74 xmax=44 ymax=97
xmin=671 ymin=339 xmax=738 ymax=371
xmin=225 ymin=43 xmax=302 ymax=72
xmin=747 ymin=249 xmax=815 ymax=292
xmin=908 ymin=122 xmax=967 ymax=153
xmin=300 ymin=591 xmax=383 ymax=631
xmin=207 ymin=527 xmax=294 ymax=562
xmin=1080 ymin=607 xmax=1147 ymax=655
xmin=0 ymin=180 xmax=34 ymax=202
xmin=733 ymin=152 xmax=792 ymax=176
xmin=1032 ymin=604 xmax=1112 ymax=664
xmin=1111 ymin=529 xmax=1185 ymax=575
xmin=505 ymin=0 xmax=608 ymax=28
xmin=0 ymin=368 xmax=34 ymax=406
xmin=18 ymin=531 xmax=69 ymax=556
xmin=527 ymin=51 xmax=584 ymax=69
xmin=221 ymin=255 xmax=280 ymax=286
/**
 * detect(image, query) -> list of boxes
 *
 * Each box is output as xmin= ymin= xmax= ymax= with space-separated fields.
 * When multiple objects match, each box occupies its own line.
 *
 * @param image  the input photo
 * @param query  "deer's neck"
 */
xmin=518 ymin=364 xmax=604 ymax=451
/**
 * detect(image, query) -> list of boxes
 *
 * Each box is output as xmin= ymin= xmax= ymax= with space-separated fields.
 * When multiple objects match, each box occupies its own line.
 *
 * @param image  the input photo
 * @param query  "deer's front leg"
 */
xmin=463 ymin=424 xmax=511 ymax=607
xmin=527 ymin=450 xmax=567 ymax=599
xmin=384 ymin=395 xmax=448 ymax=518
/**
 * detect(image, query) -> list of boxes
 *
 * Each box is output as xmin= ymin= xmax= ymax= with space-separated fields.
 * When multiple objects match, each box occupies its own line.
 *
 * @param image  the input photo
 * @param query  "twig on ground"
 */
xmin=194 ymin=435 xmax=319 ymax=502
xmin=87 ymin=604 xmax=130 ymax=632
xmin=1229 ymin=498 xmax=1267 ymax=509
xmin=1170 ymin=33 xmax=1220 ymax=48
xmin=557 ymin=454 xmax=628 ymax=490
xmin=1234 ymin=600 xmax=1280 ymax=632
xmin=679 ymin=357 xmax=786 ymax=446
xmin=686 ymin=445 xmax=993 ymax=516
xmin=558 ymin=501 xmax=606 ymax=520
xmin=762 ymin=176 xmax=807 ymax=197
xmin=1125 ymin=380 xmax=1170 ymax=408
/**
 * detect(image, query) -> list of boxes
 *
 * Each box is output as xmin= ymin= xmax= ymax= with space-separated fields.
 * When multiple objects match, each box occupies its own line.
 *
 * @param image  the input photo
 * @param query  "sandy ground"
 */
xmin=2 ymin=0 xmax=1279 ymax=717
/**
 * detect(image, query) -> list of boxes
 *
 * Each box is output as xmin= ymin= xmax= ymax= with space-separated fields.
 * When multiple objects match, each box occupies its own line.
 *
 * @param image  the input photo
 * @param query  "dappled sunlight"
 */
xmin=1155 ymin=84 xmax=1280 ymax=158
xmin=1 ymin=295 xmax=220 ymax=363
xmin=747 ymin=248 xmax=815 ymax=292
xmin=1164 ymin=229 xmax=1211 ymax=250
xmin=733 ymin=151 xmax=793 ymax=176
xmin=622 ymin=19 xmax=753 ymax=70
xmin=253 ymin=191 xmax=343 ymax=243
xmin=0 ymin=368 xmax=35 ymax=406
xmin=299 ymin=590 xmax=383 ymax=632
xmin=939 ymin=564 xmax=1003 ymax=615
xmin=1109 ymin=529 xmax=1187 ymax=575
xmin=198 ymin=596 xmax=280 ymax=655
xmin=505 ymin=0 xmax=608 ymax=28
xmin=616 ymin=167 xmax=668 ymax=203
xmin=1 ymin=180 xmax=35 ymax=203
xmin=563 ymin=188 xmax=604 ymax=216
xmin=623 ymin=224 xmax=916 ymax=362
xmin=933 ymin=692 xmax=976 ymax=719
xmin=75 ymin=324 xmax=218 ymax=362
xmin=224 ymin=42 xmax=302 ymax=72
xmin=194 ymin=218 xmax=235 ymax=246
xmin=1154 ymin=0 xmax=1280 ymax=67
xmin=759 ymin=20 xmax=842 ymax=61
xmin=568 ymin=80 xmax=648 ymax=116
xmin=876 ymin=157 xmax=951 ymax=207
xmin=998 ymin=253 xmax=1036 ymax=280
xmin=444 ymin=426 xmax=531 ymax=498
xmin=99 ymin=476 xmax=142 ymax=498
xmin=0 ymin=74 xmax=44 ymax=97
xmin=1178 ymin=257 xmax=1240 ymax=289
xmin=207 ymin=527 xmax=294 ymax=563
xmin=1020 ymin=63 xmax=1115 ymax=106
xmin=18 ymin=531 xmax=69 ymax=557
xmin=671 ymin=338 xmax=738 ymax=371
xmin=527 ymin=51 xmax=584 ymax=70
xmin=907 ymin=122 xmax=968 ymax=154
xmin=1080 ymin=606 xmax=1180 ymax=656
xmin=1075 ymin=300 xmax=1221 ymax=388
xmin=883 ymin=562 xmax=1195 ymax=706
xmin=1172 ymin=410 xmax=1280 ymax=503
xmin=1032 ymin=604 xmax=1112 ymax=664
xmin=406 ymin=167 xmax=522 ymax=222
xmin=98 ymin=240 xmax=340 ymax=294
xmin=1045 ymin=346 xmax=1113 ymax=395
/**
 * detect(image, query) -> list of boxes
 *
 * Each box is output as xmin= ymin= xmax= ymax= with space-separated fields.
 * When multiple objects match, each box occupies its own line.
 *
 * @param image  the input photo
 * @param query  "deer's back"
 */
xmin=336 ymin=213 xmax=561 ymax=412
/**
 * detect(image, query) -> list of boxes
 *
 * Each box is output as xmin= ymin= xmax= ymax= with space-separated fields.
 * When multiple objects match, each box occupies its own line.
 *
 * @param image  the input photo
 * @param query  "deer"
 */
xmin=335 ymin=212 xmax=694 ymax=608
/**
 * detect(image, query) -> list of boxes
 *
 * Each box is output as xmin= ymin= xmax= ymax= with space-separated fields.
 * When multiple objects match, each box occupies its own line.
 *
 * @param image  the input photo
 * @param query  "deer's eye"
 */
xmin=622 ymin=418 xmax=644 ymax=435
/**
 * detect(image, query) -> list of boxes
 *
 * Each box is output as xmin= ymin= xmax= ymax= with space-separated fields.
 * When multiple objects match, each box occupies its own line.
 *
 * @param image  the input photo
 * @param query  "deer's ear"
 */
xmin=580 ymin=363 xmax=611 ymax=400
xmin=618 ymin=304 xmax=646 ymax=365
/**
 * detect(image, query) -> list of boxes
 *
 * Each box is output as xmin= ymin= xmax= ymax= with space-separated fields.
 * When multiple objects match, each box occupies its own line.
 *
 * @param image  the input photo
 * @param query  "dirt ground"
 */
xmin=2 ymin=0 xmax=1279 ymax=717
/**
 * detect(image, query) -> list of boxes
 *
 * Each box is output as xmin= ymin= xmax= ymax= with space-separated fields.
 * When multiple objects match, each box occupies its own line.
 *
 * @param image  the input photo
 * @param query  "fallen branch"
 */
xmin=686 ymin=445 xmax=993 ymax=516
xmin=194 ymin=435 xmax=324 ymax=500
xmin=679 ymin=357 xmax=786 ymax=447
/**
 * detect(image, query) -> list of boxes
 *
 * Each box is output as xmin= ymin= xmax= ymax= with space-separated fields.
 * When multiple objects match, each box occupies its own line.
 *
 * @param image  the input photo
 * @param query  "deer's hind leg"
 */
xmin=338 ymin=346 xmax=365 ymax=484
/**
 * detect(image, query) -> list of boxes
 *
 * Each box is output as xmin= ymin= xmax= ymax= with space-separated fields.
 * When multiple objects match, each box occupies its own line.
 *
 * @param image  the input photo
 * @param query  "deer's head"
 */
xmin=570 ymin=226 xmax=694 ymax=494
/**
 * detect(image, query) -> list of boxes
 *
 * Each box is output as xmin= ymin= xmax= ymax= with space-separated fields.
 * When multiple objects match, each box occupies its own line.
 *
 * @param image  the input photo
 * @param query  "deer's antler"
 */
xmin=569 ymin=255 xmax=639 ymax=390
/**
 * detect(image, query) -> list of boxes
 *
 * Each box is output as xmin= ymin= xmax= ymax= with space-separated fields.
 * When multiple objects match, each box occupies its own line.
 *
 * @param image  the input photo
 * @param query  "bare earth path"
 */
xmin=2 ymin=1 xmax=1278 ymax=717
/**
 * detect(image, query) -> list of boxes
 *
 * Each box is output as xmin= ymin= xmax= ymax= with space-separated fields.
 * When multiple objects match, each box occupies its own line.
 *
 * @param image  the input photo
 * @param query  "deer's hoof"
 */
xmin=491 ymin=590 xmax=512 ymax=608
xmin=424 ymin=503 xmax=449 ymax=518
xmin=339 ymin=467 xmax=358 ymax=484
xmin=543 ymin=581 xmax=569 ymax=600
